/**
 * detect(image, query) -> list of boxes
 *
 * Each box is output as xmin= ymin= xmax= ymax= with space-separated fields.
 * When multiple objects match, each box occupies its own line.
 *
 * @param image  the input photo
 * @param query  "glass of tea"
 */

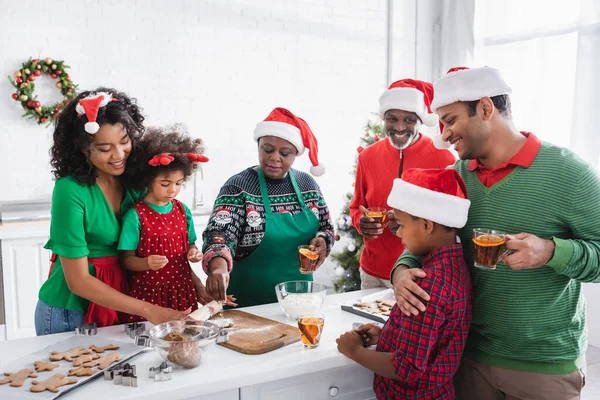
xmin=297 ymin=314 xmax=325 ymax=349
xmin=472 ymin=228 xmax=509 ymax=269
xmin=365 ymin=207 xmax=388 ymax=227
xmin=298 ymin=245 xmax=319 ymax=274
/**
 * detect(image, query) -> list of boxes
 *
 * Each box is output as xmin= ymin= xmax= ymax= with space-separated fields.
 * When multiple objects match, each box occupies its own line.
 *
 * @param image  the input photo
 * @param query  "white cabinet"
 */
xmin=240 ymin=365 xmax=376 ymax=400
xmin=183 ymin=389 xmax=239 ymax=400
xmin=1 ymin=235 xmax=51 ymax=340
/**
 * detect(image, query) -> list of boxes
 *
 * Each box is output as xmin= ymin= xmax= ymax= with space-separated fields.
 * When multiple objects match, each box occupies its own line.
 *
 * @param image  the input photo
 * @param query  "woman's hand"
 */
xmin=206 ymin=258 xmax=230 ymax=302
xmin=196 ymin=281 xmax=238 ymax=307
xmin=143 ymin=305 xmax=191 ymax=325
xmin=309 ymin=236 xmax=327 ymax=269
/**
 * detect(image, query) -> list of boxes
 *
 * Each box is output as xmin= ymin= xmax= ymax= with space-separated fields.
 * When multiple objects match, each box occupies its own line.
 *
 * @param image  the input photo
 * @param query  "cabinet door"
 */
xmin=240 ymin=365 xmax=376 ymax=400
xmin=1 ymin=237 xmax=51 ymax=340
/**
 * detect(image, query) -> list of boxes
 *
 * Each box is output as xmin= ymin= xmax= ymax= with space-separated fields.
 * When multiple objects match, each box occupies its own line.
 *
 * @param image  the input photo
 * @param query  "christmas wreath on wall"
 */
xmin=8 ymin=57 xmax=78 ymax=126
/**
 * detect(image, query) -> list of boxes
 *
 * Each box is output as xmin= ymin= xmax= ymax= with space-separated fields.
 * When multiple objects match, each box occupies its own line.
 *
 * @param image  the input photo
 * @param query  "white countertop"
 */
xmin=0 ymin=289 xmax=383 ymax=399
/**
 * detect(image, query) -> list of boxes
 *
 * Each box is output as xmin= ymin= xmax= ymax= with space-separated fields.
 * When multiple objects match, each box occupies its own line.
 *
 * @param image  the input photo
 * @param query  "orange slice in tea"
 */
xmin=299 ymin=248 xmax=319 ymax=260
xmin=473 ymin=234 xmax=505 ymax=247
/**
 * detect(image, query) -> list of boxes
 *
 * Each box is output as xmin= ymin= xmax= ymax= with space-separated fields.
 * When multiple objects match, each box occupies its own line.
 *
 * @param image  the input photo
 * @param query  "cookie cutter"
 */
xmin=125 ymin=322 xmax=146 ymax=339
xmin=104 ymin=363 xmax=137 ymax=387
xmin=75 ymin=322 xmax=97 ymax=336
xmin=352 ymin=322 xmax=364 ymax=330
xmin=149 ymin=361 xmax=172 ymax=382
xmin=118 ymin=370 xmax=138 ymax=387
xmin=104 ymin=362 xmax=136 ymax=382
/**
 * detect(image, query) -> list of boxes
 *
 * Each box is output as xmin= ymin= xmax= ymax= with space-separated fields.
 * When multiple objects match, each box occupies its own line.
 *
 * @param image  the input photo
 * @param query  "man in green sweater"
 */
xmin=390 ymin=66 xmax=599 ymax=399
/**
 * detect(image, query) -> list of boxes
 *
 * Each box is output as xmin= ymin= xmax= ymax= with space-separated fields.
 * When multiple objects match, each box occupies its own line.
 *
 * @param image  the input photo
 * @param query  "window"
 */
xmin=473 ymin=0 xmax=585 ymax=148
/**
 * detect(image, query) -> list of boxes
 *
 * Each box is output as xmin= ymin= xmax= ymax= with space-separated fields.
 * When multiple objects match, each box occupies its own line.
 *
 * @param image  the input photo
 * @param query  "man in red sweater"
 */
xmin=350 ymin=79 xmax=456 ymax=288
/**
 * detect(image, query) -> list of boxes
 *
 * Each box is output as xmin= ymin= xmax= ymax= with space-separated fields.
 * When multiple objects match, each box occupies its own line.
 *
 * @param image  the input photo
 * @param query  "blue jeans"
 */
xmin=34 ymin=300 xmax=85 ymax=336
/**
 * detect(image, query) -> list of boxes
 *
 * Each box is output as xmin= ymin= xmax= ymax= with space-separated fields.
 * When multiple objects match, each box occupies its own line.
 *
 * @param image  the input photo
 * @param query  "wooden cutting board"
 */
xmin=214 ymin=310 xmax=301 ymax=355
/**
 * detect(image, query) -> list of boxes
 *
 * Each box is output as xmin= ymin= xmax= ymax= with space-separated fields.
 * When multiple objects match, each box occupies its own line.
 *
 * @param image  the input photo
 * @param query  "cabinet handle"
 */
xmin=329 ymin=386 xmax=339 ymax=397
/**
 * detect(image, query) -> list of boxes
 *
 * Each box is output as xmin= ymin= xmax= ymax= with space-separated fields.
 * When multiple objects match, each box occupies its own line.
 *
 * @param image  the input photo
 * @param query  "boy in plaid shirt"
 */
xmin=337 ymin=168 xmax=472 ymax=400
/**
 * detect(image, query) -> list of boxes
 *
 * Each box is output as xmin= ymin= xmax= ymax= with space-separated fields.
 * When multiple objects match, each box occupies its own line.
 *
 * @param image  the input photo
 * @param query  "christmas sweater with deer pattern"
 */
xmin=201 ymin=167 xmax=334 ymax=270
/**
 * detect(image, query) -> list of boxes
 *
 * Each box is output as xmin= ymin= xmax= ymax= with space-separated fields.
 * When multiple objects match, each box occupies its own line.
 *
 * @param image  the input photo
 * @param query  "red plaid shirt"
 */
xmin=374 ymin=244 xmax=472 ymax=400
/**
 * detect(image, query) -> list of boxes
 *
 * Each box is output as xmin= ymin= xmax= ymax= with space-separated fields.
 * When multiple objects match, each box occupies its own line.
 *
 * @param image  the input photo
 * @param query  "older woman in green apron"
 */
xmin=202 ymin=108 xmax=334 ymax=307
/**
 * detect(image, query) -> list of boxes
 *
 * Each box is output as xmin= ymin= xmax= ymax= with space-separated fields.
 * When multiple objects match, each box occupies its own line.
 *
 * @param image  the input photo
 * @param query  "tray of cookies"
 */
xmin=340 ymin=288 xmax=397 ymax=324
xmin=0 ymin=335 xmax=146 ymax=399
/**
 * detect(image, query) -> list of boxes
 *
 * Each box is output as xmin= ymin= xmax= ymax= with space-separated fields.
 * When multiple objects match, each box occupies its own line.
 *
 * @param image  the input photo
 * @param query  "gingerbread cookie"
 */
xmin=49 ymin=346 xmax=92 ymax=362
xmin=82 ymin=352 xmax=121 ymax=370
xmin=30 ymin=373 xmax=77 ymax=393
xmin=34 ymin=361 xmax=60 ymax=373
xmin=72 ymin=354 xmax=100 ymax=367
xmin=89 ymin=344 xmax=120 ymax=353
xmin=0 ymin=369 xmax=37 ymax=387
xmin=378 ymin=299 xmax=396 ymax=308
xmin=68 ymin=366 xmax=96 ymax=377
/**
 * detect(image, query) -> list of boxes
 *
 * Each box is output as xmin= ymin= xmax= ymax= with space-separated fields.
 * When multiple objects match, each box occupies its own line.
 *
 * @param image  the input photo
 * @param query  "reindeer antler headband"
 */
xmin=148 ymin=153 xmax=209 ymax=166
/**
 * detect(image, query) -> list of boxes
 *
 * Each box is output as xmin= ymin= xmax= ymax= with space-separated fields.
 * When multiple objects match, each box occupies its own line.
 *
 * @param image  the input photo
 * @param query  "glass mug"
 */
xmin=472 ymin=228 xmax=511 ymax=269
xmin=298 ymin=245 xmax=319 ymax=274
xmin=365 ymin=207 xmax=388 ymax=227
xmin=297 ymin=314 xmax=325 ymax=349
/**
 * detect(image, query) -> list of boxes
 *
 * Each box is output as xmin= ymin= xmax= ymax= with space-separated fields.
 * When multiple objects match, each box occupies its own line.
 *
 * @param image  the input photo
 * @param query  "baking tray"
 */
xmin=0 ymin=335 xmax=146 ymax=399
xmin=340 ymin=288 xmax=395 ymax=324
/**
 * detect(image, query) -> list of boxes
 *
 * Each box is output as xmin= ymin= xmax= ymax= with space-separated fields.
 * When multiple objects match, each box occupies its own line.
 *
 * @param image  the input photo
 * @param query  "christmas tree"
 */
xmin=332 ymin=115 xmax=387 ymax=292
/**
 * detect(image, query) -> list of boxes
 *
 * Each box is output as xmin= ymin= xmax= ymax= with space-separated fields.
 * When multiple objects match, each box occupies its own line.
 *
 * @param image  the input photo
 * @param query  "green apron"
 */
xmin=227 ymin=168 xmax=320 ymax=307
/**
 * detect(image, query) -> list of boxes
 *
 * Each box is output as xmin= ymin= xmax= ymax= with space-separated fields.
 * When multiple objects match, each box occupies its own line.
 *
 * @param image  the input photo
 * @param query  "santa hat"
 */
xmin=75 ymin=92 xmax=114 ymax=134
xmin=253 ymin=107 xmax=325 ymax=176
xmin=378 ymin=79 xmax=438 ymax=127
xmin=431 ymin=67 xmax=513 ymax=149
xmin=387 ymin=168 xmax=471 ymax=228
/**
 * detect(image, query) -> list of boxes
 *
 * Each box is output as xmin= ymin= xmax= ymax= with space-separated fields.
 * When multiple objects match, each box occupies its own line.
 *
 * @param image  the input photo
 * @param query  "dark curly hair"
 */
xmin=122 ymin=124 xmax=206 ymax=192
xmin=49 ymin=87 xmax=145 ymax=185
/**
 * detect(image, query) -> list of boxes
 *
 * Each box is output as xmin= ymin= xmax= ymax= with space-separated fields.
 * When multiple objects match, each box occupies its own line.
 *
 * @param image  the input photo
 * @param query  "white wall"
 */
xmin=0 ymin=0 xmax=389 ymax=212
xmin=0 ymin=0 xmax=437 ymax=287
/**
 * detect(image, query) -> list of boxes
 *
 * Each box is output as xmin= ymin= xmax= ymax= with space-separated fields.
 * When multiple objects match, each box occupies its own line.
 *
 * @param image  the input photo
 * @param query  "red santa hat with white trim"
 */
xmin=75 ymin=92 xmax=115 ymax=134
xmin=253 ymin=107 xmax=325 ymax=177
xmin=387 ymin=168 xmax=471 ymax=228
xmin=431 ymin=66 xmax=513 ymax=149
xmin=378 ymin=79 xmax=438 ymax=127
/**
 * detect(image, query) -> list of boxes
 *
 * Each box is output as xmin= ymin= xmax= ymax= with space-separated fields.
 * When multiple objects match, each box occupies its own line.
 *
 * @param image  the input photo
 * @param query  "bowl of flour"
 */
xmin=275 ymin=281 xmax=327 ymax=320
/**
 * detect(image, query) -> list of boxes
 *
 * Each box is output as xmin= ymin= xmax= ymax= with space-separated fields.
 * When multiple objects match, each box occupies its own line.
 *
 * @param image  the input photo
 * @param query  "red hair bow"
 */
xmin=187 ymin=153 xmax=209 ymax=163
xmin=148 ymin=154 xmax=175 ymax=166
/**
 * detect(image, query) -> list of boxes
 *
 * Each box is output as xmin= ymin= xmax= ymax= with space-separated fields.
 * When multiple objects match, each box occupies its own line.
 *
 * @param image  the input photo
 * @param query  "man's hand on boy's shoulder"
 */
xmin=391 ymin=266 xmax=430 ymax=317
xmin=336 ymin=331 xmax=364 ymax=359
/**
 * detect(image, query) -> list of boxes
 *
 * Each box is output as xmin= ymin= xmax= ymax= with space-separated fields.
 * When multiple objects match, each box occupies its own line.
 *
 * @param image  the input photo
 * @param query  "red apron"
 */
xmin=49 ymin=254 xmax=126 ymax=327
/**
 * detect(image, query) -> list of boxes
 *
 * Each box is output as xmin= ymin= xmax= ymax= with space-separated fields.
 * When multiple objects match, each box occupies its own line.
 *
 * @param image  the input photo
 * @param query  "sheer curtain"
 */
xmin=438 ymin=0 xmax=600 ymax=168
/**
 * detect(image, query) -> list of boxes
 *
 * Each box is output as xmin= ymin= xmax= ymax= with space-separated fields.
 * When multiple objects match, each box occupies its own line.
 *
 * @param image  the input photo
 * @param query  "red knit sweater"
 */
xmin=349 ymin=135 xmax=456 ymax=279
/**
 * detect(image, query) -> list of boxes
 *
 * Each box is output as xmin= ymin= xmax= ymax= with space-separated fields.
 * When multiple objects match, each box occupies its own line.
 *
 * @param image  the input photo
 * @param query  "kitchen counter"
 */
xmin=0 ymin=289 xmax=383 ymax=399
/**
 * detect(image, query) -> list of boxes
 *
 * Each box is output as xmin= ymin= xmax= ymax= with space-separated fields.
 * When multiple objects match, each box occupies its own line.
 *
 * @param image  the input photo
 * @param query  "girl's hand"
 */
xmin=144 ymin=305 xmax=190 ymax=325
xmin=309 ymin=237 xmax=327 ymax=269
xmin=146 ymin=255 xmax=168 ymax=270
xmin=187 ymin=247 xmax=203 ymax=263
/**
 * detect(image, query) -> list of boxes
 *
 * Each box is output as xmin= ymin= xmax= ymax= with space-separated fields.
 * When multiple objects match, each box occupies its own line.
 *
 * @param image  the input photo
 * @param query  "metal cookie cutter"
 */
xmin=75 ymin=322 xmax=97 ymax=336
xmin=149 ymin=361 xmax=172 ymax=382
xmin=119 ymin=370 xmax=138 ymax=387
xmin=125 ymin=322 xmax=146 ymax=339
xmin=104 ymin=363 xmax=137 ymax=387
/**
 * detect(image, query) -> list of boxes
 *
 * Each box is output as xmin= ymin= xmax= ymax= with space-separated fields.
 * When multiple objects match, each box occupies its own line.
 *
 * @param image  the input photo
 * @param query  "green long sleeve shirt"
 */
xmin=395 ymin=141 xmax=600 ymax=374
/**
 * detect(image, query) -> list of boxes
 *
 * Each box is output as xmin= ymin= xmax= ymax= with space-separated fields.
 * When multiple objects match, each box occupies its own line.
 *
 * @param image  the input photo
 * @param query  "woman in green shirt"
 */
xmin=35 ymin=88 xmax=189 ymax=335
